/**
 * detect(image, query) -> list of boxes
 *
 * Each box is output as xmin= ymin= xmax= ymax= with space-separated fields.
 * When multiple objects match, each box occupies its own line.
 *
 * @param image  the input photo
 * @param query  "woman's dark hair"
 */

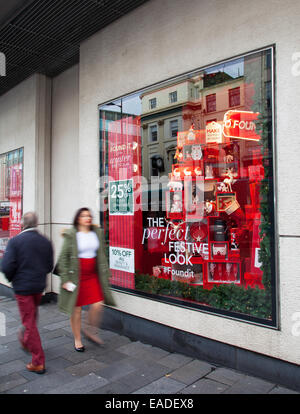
xmin=73 ymin=207 xmax=93 ymax=229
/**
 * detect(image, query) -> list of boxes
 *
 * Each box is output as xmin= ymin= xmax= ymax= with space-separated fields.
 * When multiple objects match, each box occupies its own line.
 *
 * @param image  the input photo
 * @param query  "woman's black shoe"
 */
xmin=74 ymin=345 xmax=85 ymax=352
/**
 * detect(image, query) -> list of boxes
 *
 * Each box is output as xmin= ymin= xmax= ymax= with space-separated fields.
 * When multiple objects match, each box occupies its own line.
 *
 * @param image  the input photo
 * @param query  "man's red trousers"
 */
xmin=15 ymin=293 xmax=45 ymax=366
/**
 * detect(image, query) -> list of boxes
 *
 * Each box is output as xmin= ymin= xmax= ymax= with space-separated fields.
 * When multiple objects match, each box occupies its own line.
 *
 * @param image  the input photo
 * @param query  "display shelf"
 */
xmin=206 ymin=261 xmax=241 ymax=285
xmin=152 ymin=123 xmax=266 ymax=290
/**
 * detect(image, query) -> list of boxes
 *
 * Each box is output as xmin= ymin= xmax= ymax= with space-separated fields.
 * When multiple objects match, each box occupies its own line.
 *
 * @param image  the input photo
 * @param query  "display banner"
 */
xmin=108 ymin=116 xmax=142 ymax=288
xmin=223 ymin=110 xmax=261 ymax=141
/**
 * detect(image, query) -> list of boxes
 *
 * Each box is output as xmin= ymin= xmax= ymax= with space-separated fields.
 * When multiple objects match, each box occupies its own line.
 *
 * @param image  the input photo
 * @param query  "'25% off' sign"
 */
xmin=109 ymin=179 xmax=134 ymax=215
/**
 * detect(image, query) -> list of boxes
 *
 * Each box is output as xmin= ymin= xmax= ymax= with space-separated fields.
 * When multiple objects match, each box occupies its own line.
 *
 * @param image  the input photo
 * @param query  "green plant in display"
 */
xmin=257 ymin=110 xmax=273 ymax=293
xmin=134 ymin=272 xmax=272 ymax=319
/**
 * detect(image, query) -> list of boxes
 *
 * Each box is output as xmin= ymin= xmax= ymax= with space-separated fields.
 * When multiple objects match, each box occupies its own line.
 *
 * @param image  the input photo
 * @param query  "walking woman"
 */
xmin=57 ymin=207 xmax=115 ymax=351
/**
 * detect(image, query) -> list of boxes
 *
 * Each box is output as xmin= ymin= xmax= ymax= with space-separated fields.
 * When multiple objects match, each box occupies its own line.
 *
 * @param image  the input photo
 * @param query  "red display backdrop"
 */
xmin=149 ymin=112 xmax=265 ymax=290
xmin=108 ymin=116 xmax=142 ymax=288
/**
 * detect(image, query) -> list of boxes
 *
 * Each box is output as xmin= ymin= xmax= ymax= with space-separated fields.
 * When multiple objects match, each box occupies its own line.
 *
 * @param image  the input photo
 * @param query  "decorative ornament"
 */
xmin=212 ymin=243 xmax=227 ymax=258
xmin=205 ymin=164 xmax=214 ymax=179
xmin=173 ymin=167 xmax=181 ymax=179
xmin=170 ymin=193 xmax=182 ymax=213
xmin=153 ymin=266 xmax=161 ymax=277
xmin=217 ymin=182 xmax=228 ymax=192
xmin=191 ymin=145 xmax=203 ymax=160
xmin=194 ymin=166 xmax=202 ymax=176
xmin=184 ymin=167 xmax=192 ymax=176
xmin=204 ymin=201 xmax=215 ymax=214
xmin=167 ymin=181 xmax=183 ymax=191
xmin=222 ymin=167 xmax=236 ymax=192
xmin=230 ymin=228 xmax=239 ymax=249
xmin=189 ymin=222 xmax=207 ymax=242
xmin=187 ymin=124 xmax=196 ymax=141
xmin=174 ymin=148 xmax=183 ymax=161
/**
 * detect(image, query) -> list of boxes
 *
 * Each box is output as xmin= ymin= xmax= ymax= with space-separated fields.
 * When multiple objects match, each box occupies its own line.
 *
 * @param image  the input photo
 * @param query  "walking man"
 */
xmin=1 ymin=212 xmax=54 ymax=374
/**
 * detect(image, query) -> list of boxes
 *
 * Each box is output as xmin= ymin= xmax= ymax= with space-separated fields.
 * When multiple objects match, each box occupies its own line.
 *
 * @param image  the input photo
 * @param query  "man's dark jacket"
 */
xmin=1 ymin=229 xmax=54 ymax=295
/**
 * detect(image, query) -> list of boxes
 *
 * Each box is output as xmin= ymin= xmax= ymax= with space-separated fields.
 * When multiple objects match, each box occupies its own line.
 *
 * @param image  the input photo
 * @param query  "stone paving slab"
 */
xmin=35 ymin=344 xmax=71 ymax=362
xmin=94 ymin=349 xmax=132 ymax=364
xmin=0 ymin=359 xmax=26 ymax=377
xmin=43 ymin=319 xmax=71 ymax=331
xmin=168 ymin=359 xmax=216 ymax=385
xmin=89 ymin=379 xmax=134 ymax=394
xmin=0 ymin=344 xmax=9 ymax=354
xmin=1 ymin=312 xmax=21 ymax=326
xmin=133 ymin=376 xmax=186 ymax=394
xmin=65 ymin=358 xmax=107 ymax=377
xmin=223 ymin=375 xmax=276 ymax=394
xmin=116 ymin=369 xmax=161 ymax=392
xmin=41 ymin=334 xmax=72 ymax=350
xmin=44 ymin=356 xmax=74 ymax=372
xmin=46 ymin=373 xmax=109 ymax=394
xmin=0 ymin=298 xmax=299 ymax=395
xmin=0 ymin=373 xmax=27 ymax=393
xmin=117 ymin=359 xmax=171 ymax=385
xmin=158 ymin=353 xmax=193 ymax=370
xmin=62 ymin=347 xmax=101 ymax=364
xmin=269 ymin=386 xmax=299 ymax=394
xmin=179 ymin=378 xmax=229 ymax=394
xmin=95 ymin=358 xmax=142 ymax=382
xmin=0 ymin=333 xmax=21 ymax=345
xmin=5 ymin=370 xmax=77 ymax=394
xmin=206 ymin=367 xmax=246 ymax=385
xmin=117 ymin=341 xmax=170 ymax=361
xmin=0 ymin=348 xmax=28 ymax=365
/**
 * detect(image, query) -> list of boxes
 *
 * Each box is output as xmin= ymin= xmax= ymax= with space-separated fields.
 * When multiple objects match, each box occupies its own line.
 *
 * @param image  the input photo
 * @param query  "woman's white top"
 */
xmin=76 ymin=231 xmax=100 ymax=258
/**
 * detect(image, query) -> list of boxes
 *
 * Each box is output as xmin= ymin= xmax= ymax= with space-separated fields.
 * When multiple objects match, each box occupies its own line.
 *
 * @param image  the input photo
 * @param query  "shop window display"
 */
xmin=0 ymin=148 xmax=23 ymax=261
xmin=99 ymin=48 xmax=276 ymax=326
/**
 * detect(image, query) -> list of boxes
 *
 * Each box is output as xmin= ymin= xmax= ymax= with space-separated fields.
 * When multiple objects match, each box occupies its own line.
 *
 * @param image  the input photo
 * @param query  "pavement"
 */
xmin=0 ymin=295 xmax=299 ymax=396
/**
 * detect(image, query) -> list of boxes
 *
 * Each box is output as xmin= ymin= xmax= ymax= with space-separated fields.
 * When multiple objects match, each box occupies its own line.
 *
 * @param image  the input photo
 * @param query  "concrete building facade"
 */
xmin=0 ymin=0 xmax=299 ymax=389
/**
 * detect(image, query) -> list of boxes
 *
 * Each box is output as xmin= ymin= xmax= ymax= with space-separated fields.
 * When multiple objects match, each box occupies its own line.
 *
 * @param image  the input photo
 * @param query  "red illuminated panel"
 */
xmin=223 ymin=110 xmax=261 ymax=141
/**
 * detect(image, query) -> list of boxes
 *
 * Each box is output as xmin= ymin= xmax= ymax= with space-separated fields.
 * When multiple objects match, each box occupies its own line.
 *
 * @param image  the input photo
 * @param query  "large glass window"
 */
xmin=0 ymin=148 xmax=23 ymax=260
xmin=99 ymin=48 xmax=276 ymax=326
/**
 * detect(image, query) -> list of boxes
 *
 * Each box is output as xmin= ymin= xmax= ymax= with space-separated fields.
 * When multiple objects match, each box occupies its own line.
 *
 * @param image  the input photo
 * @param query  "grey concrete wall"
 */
xmin=0 ymin=75 xmax=36 ymax=213
xmin=50 ymin=65 xmax=79 ymax=293
xmin=0 ymin=73 xmax=52 ymax=289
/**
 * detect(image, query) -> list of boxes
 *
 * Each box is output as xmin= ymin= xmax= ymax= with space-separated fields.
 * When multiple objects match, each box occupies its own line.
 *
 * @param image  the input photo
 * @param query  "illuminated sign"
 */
xmin=223 ymin=110 xmax=261 ymax=141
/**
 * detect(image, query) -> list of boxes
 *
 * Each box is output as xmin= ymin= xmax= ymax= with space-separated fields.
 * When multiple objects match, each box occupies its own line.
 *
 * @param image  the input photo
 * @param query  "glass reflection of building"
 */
xmin=140 ymin=66 xmax=247 ymax=181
